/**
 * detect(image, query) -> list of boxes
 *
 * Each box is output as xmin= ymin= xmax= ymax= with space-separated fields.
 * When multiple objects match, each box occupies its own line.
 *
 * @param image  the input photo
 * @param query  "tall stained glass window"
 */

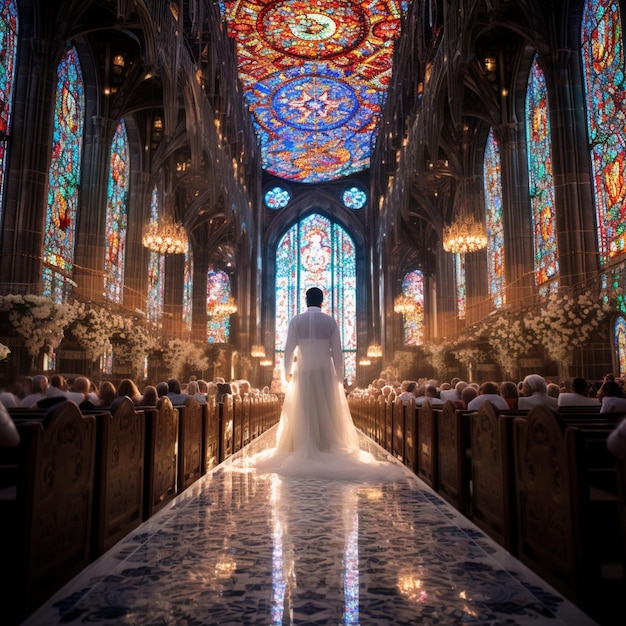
xmin=104 ymin=119 xmax=130 ymax=302
xmin=525 ymin=55 xmax=559 ymax=287
xmin=484 ymin=128 xmax=506 ymax=308
xmin=581 ymin=0 xmax=626 ymax=264
xmin=42 ymin=46 xmax=85 ymax=301
xmin=401 ymin=270 xmax=425 ymax=346
xmin=207 ymin=269 xmax=232 ymax=343
xmin=615 ymin=317 xmax=626 ymax=377
xmin=146 ymin=186 xmax=164 ymax=322
xmin=275 ymin=213 xmax=357 ymax=382
xmin=183 ymin=250 xmax=193 ymax=331
xmin=0 ymin=1 xmax=18 ymax=223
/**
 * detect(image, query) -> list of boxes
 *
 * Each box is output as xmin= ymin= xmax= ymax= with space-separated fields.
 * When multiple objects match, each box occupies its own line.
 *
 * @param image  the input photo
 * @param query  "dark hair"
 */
xmin=571 ymin=377 xmax=588 ymax=395
xmin=306 ymin=287 xmax=323 ymax=307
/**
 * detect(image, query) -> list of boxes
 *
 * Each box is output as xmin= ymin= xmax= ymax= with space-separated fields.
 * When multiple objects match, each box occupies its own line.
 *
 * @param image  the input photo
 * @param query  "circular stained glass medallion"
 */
xmin=264 ymin=186 xmax=291 ymax=209
xmin=342 ymin=186 xmax=367 ymax=209
xmin=272 ymin=75 xmax=359 ymax=132
xmin=258 ymin=1 xmax=368 ymax=60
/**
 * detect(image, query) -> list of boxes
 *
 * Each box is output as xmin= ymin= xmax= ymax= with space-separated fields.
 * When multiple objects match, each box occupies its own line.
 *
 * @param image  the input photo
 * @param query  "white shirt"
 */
xmin=600 ymin=395 xmax=626 ymax=414
xmin=467 ymin=394 xmax=509 ymax=411
xmin=284 ymin=306 xmax=343 ymax=382
xmin=518 ymin=392 xmax=559 ymax=411
xmin=557 ymin=393 xmax=600 ymax=407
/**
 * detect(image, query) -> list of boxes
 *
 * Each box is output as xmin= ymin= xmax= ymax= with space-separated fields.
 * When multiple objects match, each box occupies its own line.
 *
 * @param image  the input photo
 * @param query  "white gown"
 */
xmin=251 ymin=307 xmax=405 ymax=482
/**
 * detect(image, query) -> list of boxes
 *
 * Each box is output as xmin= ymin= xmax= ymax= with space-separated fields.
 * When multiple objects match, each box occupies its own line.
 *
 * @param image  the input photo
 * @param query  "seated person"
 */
xmin=466 ymin=381 xmax=509 ymax=411
xmin=557 ymin=377 xmax=599 ymax=407
xmin=499 ymin=381 xmax=519 ymax=410
xmin=518 ymin=374 xmax=559 ymax=410
xmin=597 ymin=380 xmax=626 ymax=414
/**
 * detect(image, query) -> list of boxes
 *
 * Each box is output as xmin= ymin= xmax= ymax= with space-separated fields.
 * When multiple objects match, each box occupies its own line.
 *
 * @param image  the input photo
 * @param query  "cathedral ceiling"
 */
xmin=218 ymin=0 xmax=407 ymax=183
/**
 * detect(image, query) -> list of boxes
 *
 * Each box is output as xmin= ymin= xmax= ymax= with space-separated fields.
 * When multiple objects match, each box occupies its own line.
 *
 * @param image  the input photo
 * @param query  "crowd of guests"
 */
xmin=0 ymin=374 xmax=276 ymax=447
xmin=349 ymin=371 xmax=626 ymax=459
xmin=0 ymin=374 xmax=276 ymax=411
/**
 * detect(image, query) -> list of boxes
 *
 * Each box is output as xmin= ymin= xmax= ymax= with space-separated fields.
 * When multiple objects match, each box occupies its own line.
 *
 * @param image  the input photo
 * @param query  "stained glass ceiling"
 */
xmin=219 ymin=0 xmax=407 ymax=183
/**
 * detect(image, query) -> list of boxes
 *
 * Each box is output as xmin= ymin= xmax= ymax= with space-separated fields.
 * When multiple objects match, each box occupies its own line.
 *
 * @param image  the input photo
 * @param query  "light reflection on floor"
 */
xmin=23 ymin=429 xmax=598 ymax=625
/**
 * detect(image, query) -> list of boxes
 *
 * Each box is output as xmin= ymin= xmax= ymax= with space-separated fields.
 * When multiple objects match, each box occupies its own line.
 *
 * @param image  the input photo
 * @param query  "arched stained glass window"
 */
xmin=275 ymin=213 xmax=357 ymax=383
xmin=581 ymin=0 xmax=626 ymax=264
xmin=454 ymin=253 xmax=466 ymax=319
xmin=0 ymin=1 xmax=18 ymax=223
xmin=484 ymin=128 xmax=506 ymax=308
xmin=146 ymin=186 xmax=164 ymax=322
xmin=615 ymin=316 xmax=626 ymax=377
xmin=104 ymin=119 xmax=129 ymax=302
xmin=525 ymin=55 xmax=559 ymax=287
xmin=401 ymin=270 xmax=425 ymax=346
xmin=183 ymin=250 xmax=193 ymax=331
xmin=207 ymin=269 xmax=232 ymax=343
xmin=42 ymin=46 xmax=85 ymax=301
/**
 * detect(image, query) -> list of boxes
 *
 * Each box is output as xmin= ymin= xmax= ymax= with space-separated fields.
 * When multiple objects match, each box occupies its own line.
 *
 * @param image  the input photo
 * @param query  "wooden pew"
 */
xmin=92 ymin=396 xmax=145 ymax=558
xmin=1 ymin=401 xmax=97 ymax=622
xmin=219 ymin=394 xmax=234 ymax=461
xmin=437 ymin=400 xmax=472 ymax=514
xmin=404 ymin=398 xmax=418 ymax=473
xmin=513 ymin=405 xmax=623 ymax=623
xmin=392 ymin=397 xmax=406 ymax=462
xmin=416 ymin=400 xmax=439 ymax=489
xmin=175 ymin=396 xmax=204 ymax=493
xmin=469 ymin=402 xmax=530 ymax=553
xmin=142 ymin=397 xmax=179 ymax=519
xmin=203 ymin=397 xmax=220 ymax=472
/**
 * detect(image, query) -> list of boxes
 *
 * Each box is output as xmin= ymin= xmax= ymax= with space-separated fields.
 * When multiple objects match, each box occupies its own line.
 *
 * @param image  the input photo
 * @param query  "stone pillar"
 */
xmin=540 ymin=49 xmax=598 ymax=288
xmin=0 ymin=37 xmax=64 ymax=289
xmin=495 ymin=122 xmax=535 ymax=307
xmin=74 ymin=115 xmax=118 ymax=302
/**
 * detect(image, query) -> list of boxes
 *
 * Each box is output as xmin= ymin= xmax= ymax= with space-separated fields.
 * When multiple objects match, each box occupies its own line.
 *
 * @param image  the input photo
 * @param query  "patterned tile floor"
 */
xmin=23 ymin=429 xmax=599 ymax=625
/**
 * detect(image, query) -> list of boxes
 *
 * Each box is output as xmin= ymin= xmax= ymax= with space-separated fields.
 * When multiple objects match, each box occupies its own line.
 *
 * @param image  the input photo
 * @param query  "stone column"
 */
xmin=0 ymin=37 xmax=64 ymax=289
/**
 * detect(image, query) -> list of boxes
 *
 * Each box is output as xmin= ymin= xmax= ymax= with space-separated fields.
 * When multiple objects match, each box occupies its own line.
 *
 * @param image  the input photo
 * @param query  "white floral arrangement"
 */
xmin=475 ymin=312 xmax=533 ymax=378
xmin=524 ymin=290 xmax=608 ymax=366
xmin=71 ymin=303 xmax=125 ymax=362
xmin=114 ymin=316 xmax=157 ymax=379
xmin=0 ymin=294 xmax=82 ymax=358
xmin=0 ymin=342 xmax=10 ymax=361
xmin=453 ymin=347 xmax=486 ymax=368
xmin=163 ymin=338 xmax=209 ymax=379
xmin=422 ymin=340 xmax=451 ymax=378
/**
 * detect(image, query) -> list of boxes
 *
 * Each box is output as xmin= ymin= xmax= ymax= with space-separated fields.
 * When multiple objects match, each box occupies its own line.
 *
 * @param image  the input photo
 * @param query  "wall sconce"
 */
xmin=484 ymin=57 xmax=497 ymax=73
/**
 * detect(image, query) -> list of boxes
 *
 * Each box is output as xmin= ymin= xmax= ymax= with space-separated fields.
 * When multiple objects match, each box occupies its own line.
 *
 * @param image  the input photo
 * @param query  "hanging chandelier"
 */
xmin=443 ymin=179 xmax=488 ymax=255
xmin=208 ymin=296 xmax=237 ymax=318
xmin=393 ymin=294 xmax=417 ymax=315
xmin=359 ymin=358 xmax=371 ymax=366
xmin=251 ymin=344 xmax=266 ymax=358
xmin=142 ymin=215 xmax=188 ymax=255
xmin=259 ymin=359 xmax=273 ymax=367
xmin=442 ymin=210 xmax=488 ymax=254
xmin=366 ymin=343 xmax=383 ymax=358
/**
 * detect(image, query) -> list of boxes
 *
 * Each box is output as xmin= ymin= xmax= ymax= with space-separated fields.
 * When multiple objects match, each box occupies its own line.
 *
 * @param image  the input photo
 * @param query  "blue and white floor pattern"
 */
xmin=23 ymin=429 xmax=598 ymax=625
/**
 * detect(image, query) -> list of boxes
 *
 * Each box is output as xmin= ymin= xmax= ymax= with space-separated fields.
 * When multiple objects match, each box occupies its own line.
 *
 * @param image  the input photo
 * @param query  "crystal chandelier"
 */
xmin=251 ymin=344 xmax=266 ymax=358
xmin=208 ymin=296 xmax=237 ymax=317
xmin=443 ymin=179 xmax=488 ymax=255
xmin=366 ymin=343 xmax=383 ymax=358
xmin=393 ymin=294 xmax=417 ymax=315
xmin=142 ymin=215 xmax=188 ymax=255
xmin=442 ymin=210 xmax=488 ymax=254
